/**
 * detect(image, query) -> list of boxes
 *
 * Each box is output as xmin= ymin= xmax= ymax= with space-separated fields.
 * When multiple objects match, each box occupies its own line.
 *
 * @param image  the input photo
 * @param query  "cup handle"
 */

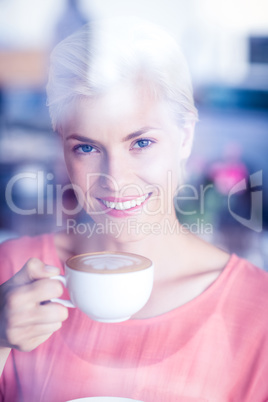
xmin=49 ymin=274 xmax=75 ymax=308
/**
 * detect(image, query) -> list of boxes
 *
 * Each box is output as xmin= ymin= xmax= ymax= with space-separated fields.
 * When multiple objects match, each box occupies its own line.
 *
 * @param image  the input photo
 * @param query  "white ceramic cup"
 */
xmin=67 ymin=398 xmax=143 ymax=401
xmin=49 ymin=251 xmax=154 ymax=323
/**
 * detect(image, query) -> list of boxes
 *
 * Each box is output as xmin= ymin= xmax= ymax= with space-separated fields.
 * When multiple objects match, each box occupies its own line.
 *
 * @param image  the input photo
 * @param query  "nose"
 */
xmin=99 ymin=152 xmax=131 ymax=192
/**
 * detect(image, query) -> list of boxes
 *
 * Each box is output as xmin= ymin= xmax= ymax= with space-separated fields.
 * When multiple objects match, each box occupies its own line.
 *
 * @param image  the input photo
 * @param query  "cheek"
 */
xmin=64 ymin=156 xmax=89 ymax=193
xmin=63 ymin=149 xmax=99 ymax=186
xmin=137 ymin=155 xmax=180 ymax=200
xmin=142 ymin=143 xmax=181 ymax=181
xmin=64 ymin=152 xmax=79 ymax=184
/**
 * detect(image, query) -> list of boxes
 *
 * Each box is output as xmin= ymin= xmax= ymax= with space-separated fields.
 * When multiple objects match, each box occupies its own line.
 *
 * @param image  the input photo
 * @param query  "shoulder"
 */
xmin=219 ymin=254 xmax=268 ymax=322
xmin=228 ymin=254 xmax=268 ymax=294
xmin=190 ymin=235 xmax=268 ymax=301
xmin=0 ymin=233 xmax=58 ymax=283
xmin=216 ymin=255 xmax=268 ymax=378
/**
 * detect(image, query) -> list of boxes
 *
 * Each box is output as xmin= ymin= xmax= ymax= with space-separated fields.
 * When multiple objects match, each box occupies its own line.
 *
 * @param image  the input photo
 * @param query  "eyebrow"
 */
xmin=66 ymin=134 xmax=101 ymax=144
xmin=122 ymin=127 xmax=157 ymax=142
xmin=66 ymin=126 xmax=157 ymax=144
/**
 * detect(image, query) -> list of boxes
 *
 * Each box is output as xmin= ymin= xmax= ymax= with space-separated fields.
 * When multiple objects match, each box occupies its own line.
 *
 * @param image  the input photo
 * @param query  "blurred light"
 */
xmin=0 ymin=0 xmax=65 ymax=48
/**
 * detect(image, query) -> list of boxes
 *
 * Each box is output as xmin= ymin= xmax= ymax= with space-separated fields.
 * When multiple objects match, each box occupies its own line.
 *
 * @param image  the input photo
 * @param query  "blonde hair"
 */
xmin=46 ymin=17 xmax=198 ymax=132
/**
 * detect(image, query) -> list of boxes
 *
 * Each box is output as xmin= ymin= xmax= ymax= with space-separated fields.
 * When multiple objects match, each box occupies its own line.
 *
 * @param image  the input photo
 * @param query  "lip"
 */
xmin=96 ymin=193 xmax=152 ymax=217
xmin=98 ymin=195 xmax=146 ymax=202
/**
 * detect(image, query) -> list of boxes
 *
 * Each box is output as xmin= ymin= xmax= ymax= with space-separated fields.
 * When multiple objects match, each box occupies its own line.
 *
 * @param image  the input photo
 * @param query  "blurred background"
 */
xmin=0 ymin=0 xmax=267 ymax=269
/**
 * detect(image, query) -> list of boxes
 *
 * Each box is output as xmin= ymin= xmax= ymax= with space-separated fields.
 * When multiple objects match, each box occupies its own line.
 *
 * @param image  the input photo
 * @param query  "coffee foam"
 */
xmin=66 ymin=252 xmax=152 ymax=274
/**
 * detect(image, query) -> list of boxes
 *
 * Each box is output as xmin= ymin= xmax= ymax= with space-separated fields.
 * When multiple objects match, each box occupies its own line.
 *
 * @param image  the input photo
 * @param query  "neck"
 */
xmin=72 ymin=216 xmax=193 ymax=282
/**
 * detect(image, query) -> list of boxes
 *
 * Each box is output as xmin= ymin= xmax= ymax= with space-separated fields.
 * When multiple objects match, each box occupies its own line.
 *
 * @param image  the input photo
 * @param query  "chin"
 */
xmin=89 ymin=214 xmax=158 ymax=245
xmin=108 ymin=229 xmax=150 ymax=245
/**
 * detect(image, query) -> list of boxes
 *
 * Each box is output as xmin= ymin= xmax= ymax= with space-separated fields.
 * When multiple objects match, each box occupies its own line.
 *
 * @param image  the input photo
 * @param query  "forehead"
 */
xmin=62 ymin=83 xmax=177 ymax=135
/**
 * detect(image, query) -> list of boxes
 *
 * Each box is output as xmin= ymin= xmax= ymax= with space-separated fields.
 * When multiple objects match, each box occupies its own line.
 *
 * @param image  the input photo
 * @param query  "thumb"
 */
xmin=9 ymin=258 xmax=60 ymax=287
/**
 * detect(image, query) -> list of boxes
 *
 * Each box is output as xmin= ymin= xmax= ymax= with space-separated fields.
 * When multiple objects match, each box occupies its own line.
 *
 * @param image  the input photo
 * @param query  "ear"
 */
xmin=180 ymin=121 xmax=195 ymax=160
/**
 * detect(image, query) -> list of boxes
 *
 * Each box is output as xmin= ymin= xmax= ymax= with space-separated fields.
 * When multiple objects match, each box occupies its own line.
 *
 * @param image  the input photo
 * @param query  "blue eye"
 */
xmin=74 ymin=144 xmax=95 ymax=153
xmin=133 ymin=139 xmax=151 ymax=149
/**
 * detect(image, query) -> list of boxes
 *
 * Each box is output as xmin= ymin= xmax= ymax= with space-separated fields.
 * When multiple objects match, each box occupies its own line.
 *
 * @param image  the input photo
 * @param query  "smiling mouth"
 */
xmin=98 ymin=193 xmax=151 ymax=211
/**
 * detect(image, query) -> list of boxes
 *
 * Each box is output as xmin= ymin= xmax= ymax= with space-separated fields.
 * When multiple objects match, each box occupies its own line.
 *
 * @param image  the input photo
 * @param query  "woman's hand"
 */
xmin=0 ymin=258 xmax=68 ymax=353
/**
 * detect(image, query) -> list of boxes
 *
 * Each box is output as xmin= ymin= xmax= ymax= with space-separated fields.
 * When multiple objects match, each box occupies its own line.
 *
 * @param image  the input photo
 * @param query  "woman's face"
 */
xmin=61 ymin=84 xmax=192 ymax=240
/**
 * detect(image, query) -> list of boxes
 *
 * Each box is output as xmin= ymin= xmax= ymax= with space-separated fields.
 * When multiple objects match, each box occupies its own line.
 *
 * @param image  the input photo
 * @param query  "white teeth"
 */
xmin=101 ymin=194 xmax=149 ymax=211
xmin=115 ymin=202 xmax=123 ymax=210
xmin=123 ymin=201 xmax=131 ymax=209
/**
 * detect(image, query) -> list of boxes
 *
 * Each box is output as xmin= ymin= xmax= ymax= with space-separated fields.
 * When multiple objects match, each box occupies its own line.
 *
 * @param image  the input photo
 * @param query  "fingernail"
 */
xmin=45 ymin=265 xmax=60 ymax=274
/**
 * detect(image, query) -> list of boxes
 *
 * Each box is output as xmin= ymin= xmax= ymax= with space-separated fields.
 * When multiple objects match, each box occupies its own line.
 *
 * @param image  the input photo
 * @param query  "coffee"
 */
xmin=50 ymin=251 xmax=154 ymax=322
xmin=67 ymin=252 xmax=152 ymax=274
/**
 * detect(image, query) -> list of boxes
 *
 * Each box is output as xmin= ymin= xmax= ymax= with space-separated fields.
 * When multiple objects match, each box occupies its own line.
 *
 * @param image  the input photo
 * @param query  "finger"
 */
xmin=17 ymin=335 xmax=53 ymax=352
xmin=7 ymin=278 xmax=64 ymax=309
xmin=8 ymin=322 xmax=64 ymax=352
xmin=7 ymin=299 xmax=69 ymax=327
xmin=29 ymin=278 xmax=64 ymax=304
xmin=35 ymin=303 xmax=69 ymax=325
xmin=9 ymin=258 xmax=60 ymax=288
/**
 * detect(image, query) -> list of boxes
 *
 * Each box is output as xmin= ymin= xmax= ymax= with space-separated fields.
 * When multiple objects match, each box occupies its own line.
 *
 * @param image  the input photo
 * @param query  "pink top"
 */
xmin=1 ymin=234 xmax=268 ymax=402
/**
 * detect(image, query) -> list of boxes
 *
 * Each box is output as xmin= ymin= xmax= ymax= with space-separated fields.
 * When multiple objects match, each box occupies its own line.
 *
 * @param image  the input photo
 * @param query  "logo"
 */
xmin=228 ymin=170 xmax=262 ymax=232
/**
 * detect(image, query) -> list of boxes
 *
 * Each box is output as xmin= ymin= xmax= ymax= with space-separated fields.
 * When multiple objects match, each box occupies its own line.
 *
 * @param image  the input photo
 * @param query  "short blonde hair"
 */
xmin=46 ymin=17 xmax=198 ymax=132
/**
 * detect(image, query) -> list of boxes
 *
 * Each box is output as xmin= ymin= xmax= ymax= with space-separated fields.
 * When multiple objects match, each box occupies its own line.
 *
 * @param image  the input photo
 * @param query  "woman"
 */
xmin=0 ymin=17 xmax=268 ymax=401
